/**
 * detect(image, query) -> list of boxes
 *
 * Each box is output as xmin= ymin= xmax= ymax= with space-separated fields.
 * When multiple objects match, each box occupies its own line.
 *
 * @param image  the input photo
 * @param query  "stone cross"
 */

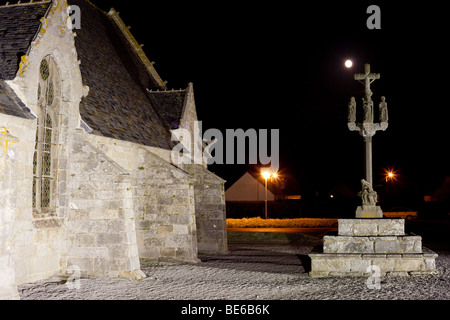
xmin=354 ymin=63 xmax=380 ymax=102
xmin=348 ymin=63 xmax=388 ymax=218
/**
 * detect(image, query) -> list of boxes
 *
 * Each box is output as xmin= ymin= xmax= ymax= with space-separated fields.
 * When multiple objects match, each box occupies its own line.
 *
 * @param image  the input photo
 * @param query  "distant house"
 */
xmin=328 ymin=181 xmax=356 ymax=200
xmin=225 ymin=172 xmax=276 ymax=203
xmin=225 ymin=171 xmax=304 ymax=218
xmin=430 ymin=177 xmax=450 ymax=202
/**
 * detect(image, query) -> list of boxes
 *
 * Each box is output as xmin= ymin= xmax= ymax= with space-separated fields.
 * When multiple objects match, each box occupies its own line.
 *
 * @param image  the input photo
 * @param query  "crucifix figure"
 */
xmin=347 ymin=63 xmax=388 ymax=218
xmin=354 ymin=63 xmax=380 ymax=104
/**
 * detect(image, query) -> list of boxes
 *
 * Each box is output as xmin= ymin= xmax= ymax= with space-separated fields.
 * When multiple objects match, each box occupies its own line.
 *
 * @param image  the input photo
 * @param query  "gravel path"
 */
xmin=18 ymin=244 xmax=450 ymax=300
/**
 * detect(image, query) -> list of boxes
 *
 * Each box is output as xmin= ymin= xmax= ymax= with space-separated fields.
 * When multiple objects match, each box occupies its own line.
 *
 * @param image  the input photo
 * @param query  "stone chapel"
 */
xmin=0 ymin=0 xmax=227 ymax=299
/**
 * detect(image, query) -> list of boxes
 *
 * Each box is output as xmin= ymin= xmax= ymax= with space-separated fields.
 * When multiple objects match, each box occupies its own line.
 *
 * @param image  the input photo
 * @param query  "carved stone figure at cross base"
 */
xmin=356 ymin=179 xmax=382 ymax=218
xmin=357 ymin=179 xmax=378 ymax=207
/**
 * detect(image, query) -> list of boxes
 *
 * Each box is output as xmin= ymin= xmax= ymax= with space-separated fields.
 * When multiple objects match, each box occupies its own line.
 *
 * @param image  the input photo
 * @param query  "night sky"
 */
xmin=79 ymin=1 xmax=450 ymax=199
xmin=8 ymin=1 xmax=450 ymax=201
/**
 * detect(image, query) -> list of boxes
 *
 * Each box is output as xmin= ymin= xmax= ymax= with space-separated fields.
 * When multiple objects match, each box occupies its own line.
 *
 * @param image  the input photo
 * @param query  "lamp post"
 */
xmin=262 ymin=171 xmax=278 ymax=219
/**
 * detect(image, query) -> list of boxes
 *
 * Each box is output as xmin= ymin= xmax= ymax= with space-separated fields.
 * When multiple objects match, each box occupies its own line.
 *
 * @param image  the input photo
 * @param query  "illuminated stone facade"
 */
xmin=0 ymin=0 xmax=226 ymax=299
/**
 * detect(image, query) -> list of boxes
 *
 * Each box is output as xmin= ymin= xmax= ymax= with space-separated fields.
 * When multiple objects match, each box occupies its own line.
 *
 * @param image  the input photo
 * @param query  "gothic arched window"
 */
xmin=33 ymin=56 xmax=60 ymax=214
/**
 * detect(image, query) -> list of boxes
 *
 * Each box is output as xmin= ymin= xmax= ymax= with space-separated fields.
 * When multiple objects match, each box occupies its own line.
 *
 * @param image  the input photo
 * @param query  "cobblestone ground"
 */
xmin=18 ymin=244 xmax=450 ymax=300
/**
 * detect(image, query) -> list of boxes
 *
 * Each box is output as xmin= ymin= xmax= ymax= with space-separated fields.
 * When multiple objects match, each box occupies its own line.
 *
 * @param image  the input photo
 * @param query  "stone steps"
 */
xmin=309 ymin=218 xmax=439 ymax=277
xmin=309 ymin=246 xmax=438 ymax=277
xmin=323 ymin=234 xmax=422 ymax=254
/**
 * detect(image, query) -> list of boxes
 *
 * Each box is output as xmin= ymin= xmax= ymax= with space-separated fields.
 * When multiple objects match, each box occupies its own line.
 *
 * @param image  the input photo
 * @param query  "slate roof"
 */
xmin=0 ymin=2 xmax=48 ymax=120
xmin=0 ymin=0 xmax=192 ymax=150
xmin=0 ymin=80 xmax=36 ymax=119
xmin=146 ymin=90 xmax=187 ymax=130
xmin=68 ymin=0 xmax=187 ymax=149
xmin=0 ymin=1 xmax=51 ymax=80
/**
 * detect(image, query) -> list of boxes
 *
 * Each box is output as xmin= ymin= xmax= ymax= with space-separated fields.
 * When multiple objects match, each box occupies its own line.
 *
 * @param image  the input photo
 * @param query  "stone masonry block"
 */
xmin=374 ymin=236 xmax=422 ymax=254
xmin=356 ymin=206 xmax=383 ymax=218
xmin=157 ymin=225 xmax=173 ymax=235
xmin=67 ymin=258 xmax=93 ymax=272
xmin=75 ymin=234 xmax=96 ymax=247
xmin=325 ymin=235 xmax=422 ymax=254
xmin=96 ymin=233 xmax=128 ymax=246
xmin=378 ymin=220 xmax=406 ymax=236
xmin=198 ymin=242 xmax=219 ymax=252
xmin=160 ymin=247 xmax=176 ymax=258
xmin=370 ymin=257 xmax=395 ymax=272
xmin=323 ymin=236 xmax=374 ymax=254
xmin=349 ymin=259 xmax=372 ymax=273
xmin=311 ymin=257 xmax=352 ymax=273
xmin=309 ymin=246 xmax=438 ymax=277
xmin=394 ymin=258 xmax=425 ymax=272
xmin=339 ymin=219 xmax=405 ymax=237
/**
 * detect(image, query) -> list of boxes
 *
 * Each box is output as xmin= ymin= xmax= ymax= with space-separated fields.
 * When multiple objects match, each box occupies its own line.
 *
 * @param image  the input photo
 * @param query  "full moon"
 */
xmin=345 ymin=60 xmax=353 ymax=68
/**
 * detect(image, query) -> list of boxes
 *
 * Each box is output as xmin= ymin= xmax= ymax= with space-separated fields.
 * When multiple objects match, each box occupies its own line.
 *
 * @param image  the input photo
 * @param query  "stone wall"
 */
xmin=65 ymin=133 xmax=143 ymax=278
xmin=185 ymin=164 xmax=228 ymax=254
xmin=85 ymin=133 xmax=200 ymax=263
xmin=0 ymin=127 xmax=20 ymax=299
xmin=135 ymin=150 xmax=199 ymax=263
xmin=4 ymin=0 xmax=88 ymax=286
xmin=0 ymin=114 xmax=65 ymax=286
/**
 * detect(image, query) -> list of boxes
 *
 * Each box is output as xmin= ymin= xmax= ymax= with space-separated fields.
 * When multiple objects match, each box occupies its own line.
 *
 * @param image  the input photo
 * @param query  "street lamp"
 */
xmin=261 ymin=170 xmax=278 ymax=219
xmin=385 ymin=168 xmax=397 ymax=182
xmin=262 ymin=172 xmax=272 ymax=180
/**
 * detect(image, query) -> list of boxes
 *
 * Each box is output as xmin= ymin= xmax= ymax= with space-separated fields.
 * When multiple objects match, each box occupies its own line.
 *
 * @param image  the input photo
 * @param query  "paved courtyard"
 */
xmin=18 ymin=243 xmax=450 ymax=300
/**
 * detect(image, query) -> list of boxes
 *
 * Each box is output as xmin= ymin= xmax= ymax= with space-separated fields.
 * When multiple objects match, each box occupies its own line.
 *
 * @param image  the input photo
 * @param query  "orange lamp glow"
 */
xmin=262 ymin=172 xmax=271 ymax=180
xmin=385 ymin=169 xmax=397 ymax=182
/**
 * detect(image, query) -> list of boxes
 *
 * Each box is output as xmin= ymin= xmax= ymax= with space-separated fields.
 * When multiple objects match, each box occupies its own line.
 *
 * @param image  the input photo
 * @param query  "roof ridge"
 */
xmin=147 ymin=88 xmax=188 ymax=94
xmin=107 ymin=7 xmax=167 ymax=90
xmin=25 ymin=0 xmax=53 ymax=57
xmin=0 ymin=0 xmax=51 ymax=8
xmin=78 ymin=0 xmax=102 ymax=12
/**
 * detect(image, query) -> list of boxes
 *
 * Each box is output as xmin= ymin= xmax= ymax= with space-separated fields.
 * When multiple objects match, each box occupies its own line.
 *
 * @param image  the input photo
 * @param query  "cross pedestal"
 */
xmin=309 ymin=219 xmax=438 ymax=277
